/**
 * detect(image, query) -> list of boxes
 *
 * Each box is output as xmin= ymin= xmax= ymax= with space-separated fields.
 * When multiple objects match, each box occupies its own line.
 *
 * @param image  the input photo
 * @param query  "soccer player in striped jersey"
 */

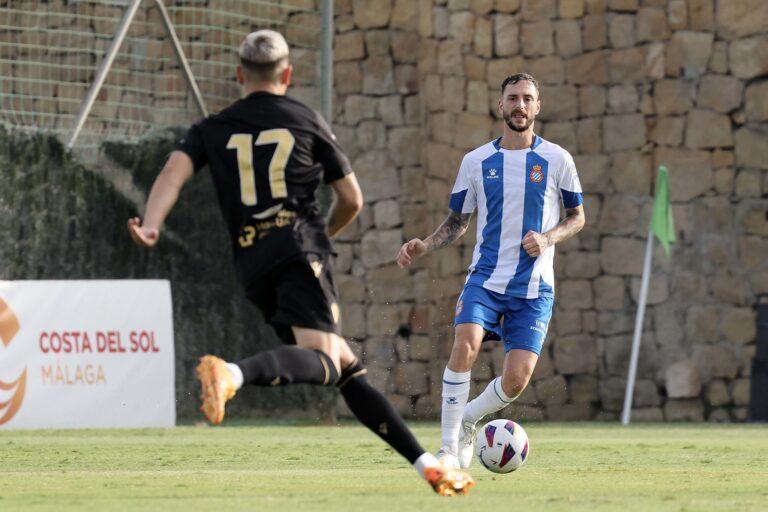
xmin=396 ymin=73 xmax=586 ymax=469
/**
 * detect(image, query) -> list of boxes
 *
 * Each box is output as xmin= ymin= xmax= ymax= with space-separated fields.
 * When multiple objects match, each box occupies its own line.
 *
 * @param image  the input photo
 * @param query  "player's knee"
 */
xmin=337 ymin=358 xmax=367 ymax=389
xmin=293 ymin=328 xmax=343 ymax=374
xmin=305 ymin=348 xmax=337 ymax=386
xmin=501 ymin=372 xmax=531 ymax=399
xmin=311 ymin=346 xmax=340 ymax=383
xmin=501 ymin=380 xmax=526 ymax=399
xmin=450 ymin=335 xmax=480 ymax=369
xmin=332 ymin=333 xmax=357 ymax=371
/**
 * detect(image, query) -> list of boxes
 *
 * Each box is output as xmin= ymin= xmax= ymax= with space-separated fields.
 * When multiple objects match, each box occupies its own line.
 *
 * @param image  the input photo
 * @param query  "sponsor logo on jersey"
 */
xmin=485 ymin=168 xmax=500 ymax=180
xmin=239 ymin=209 xmax=297 ymax=248
xmin=530 ymin=164 xmax=543 ymax=183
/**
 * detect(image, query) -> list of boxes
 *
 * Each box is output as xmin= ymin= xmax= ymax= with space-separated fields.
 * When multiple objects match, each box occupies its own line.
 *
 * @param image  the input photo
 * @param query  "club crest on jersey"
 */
xmin=485 ymin=168 xmax=500 ymax=180
xmin=529 ymin=165 xmax=544 ymax=183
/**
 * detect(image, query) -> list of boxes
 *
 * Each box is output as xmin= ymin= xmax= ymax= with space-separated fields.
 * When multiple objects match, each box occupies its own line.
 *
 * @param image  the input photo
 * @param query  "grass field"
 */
xmin=1 ymin=421 xmax=766 ymax=511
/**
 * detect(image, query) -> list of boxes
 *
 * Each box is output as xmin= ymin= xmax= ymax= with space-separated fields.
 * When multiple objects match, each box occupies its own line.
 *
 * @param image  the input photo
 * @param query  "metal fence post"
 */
xmin=320 ymin=0 xmax=334 ymax=124
xmin=66 ymin=0 xmax=143 ymax=150
xmin=154 ymin=0 xmax=209 ymax=119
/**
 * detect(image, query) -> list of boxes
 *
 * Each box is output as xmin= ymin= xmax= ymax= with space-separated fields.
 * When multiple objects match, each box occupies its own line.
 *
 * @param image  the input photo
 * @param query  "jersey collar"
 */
xmin=492 ymin=134 xmax=542 ymax=152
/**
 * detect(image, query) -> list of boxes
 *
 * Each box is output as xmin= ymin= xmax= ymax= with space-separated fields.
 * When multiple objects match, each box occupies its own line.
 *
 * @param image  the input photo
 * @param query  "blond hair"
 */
xmin=238 ymin=30 xmax=290 ymax=83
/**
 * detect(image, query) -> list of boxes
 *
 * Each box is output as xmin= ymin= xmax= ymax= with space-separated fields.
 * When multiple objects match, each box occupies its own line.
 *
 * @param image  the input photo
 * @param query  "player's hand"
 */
xmin=396 ymin=238 xmax=428 ymax=268
xmin=127 ymin=217 xmax=160 ymax=248
xmin=522 ymin=230 xmax=549 ymax=257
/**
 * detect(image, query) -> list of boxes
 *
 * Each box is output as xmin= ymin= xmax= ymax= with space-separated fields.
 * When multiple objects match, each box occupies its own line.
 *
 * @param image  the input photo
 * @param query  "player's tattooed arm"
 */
xmin=546 ymin=205 xmax=586 ymax=245
xmin=522 ymin=204 xmax=585 ymax=257
xmin=424 ymin=210 xmax=473 ymax=252
xmin=396 ymin=210 xmax=472 ymax=268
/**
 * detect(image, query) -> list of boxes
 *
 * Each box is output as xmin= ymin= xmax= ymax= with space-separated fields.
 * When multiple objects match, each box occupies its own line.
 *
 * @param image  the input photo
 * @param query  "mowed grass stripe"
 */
xmin=1 ymin=423 xmax=766 ymax=512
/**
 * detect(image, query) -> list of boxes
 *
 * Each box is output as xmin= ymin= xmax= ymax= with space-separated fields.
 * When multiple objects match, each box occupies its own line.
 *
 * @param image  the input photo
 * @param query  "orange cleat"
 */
xmin=424 ymin=465 xmax=475 ymax=496
xmin=195 ymin=355 xmax=236 ymax=425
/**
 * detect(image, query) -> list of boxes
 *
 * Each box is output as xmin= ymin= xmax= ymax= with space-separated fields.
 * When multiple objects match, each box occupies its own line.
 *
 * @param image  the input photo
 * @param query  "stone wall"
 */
xmin=332 ymin=0 xmax=768 ymax=421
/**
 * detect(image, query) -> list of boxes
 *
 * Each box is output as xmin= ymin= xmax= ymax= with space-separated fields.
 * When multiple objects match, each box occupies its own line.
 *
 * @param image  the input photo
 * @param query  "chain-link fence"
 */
xmin=0 ymin=0 xmax=328 ymax=154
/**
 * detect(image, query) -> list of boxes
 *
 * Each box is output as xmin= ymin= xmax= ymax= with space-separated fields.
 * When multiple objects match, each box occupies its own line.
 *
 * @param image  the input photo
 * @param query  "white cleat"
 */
xmin=457 ymin=417 xmax=478 ymax=469
xmin=436 ymin=447 xmax=461 ymax=469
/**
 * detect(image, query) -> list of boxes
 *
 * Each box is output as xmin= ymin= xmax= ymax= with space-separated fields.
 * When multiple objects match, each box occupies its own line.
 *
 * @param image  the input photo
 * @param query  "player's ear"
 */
xmin=281 ymin=64 xmax=293 ymax=87
xmin=236 ymin=66 xmax=245 ymax=85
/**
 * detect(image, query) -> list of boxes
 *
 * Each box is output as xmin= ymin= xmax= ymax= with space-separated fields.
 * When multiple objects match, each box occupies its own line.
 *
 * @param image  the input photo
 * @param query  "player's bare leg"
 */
xmin=457 ymin=349 xmax=538 ymax=468
xmin=500 ymin=349 xmax=538 ymax=398
xmin=438 ymin=323 xmax=484 ymax=468
xmin=292 ymin=326 xmax=351 ymax=372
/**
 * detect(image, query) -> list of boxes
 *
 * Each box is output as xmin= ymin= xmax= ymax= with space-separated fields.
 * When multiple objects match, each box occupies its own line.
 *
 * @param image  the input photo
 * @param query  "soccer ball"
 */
xmin=474 ymin=419 xmax=529 ymax=474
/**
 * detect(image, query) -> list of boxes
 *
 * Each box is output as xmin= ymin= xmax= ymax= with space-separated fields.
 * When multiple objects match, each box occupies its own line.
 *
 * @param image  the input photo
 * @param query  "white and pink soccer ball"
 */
xmin=474 ymin=419 xmax=530 ymax=473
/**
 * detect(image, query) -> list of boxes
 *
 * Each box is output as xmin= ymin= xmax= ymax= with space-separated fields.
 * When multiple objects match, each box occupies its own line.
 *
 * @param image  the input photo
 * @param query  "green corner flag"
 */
xmin=650 ymin=165 xmax=675 ymax=256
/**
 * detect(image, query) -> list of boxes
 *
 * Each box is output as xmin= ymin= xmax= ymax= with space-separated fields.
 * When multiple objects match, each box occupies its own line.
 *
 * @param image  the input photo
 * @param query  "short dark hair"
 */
xmin=500 ymin=73 xmax=540 ymax=96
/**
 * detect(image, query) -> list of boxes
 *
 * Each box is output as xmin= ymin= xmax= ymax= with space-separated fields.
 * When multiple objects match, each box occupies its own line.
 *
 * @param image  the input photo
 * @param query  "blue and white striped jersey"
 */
xmin=449 ymin=136 xmax=583 ymax=299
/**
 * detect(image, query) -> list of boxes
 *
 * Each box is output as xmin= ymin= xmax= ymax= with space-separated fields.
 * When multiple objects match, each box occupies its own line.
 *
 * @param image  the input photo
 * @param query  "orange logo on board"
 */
xmin=530 ymin=164 xmax=544 ymax=183
xmin=0 ymin=298 xmax=26 ymax=425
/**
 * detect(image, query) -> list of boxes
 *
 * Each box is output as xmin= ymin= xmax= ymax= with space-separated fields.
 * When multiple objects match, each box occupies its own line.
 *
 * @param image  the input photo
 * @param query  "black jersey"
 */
xmin=175 ymin=91 xmax=352 ymax=285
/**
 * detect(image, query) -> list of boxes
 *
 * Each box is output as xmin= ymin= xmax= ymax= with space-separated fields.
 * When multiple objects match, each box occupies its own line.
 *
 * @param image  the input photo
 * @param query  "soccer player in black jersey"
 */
xmin=127 ymin=30 xmax=472 ymax=496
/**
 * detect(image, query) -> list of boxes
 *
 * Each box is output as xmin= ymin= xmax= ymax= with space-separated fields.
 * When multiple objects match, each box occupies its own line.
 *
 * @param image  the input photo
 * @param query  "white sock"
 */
xmin=441 ymin=368 xmax=471 ymax=454
xmin=413 ymin=452 xmax=440 ymax=478
xmin=463 ymin=377 xmax=515 ymax=425
xmin=226 ymin=363 xmax=244 ymax=390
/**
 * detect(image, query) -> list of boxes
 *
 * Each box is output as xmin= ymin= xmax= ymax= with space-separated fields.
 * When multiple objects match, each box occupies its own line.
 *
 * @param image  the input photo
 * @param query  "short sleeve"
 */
xmin=558 ymin=152 xmax=583 ymax=208
xmin=448 ymin=156 xmax=477 ymax=214
xmin=174 ymin=123 xmax=208 ymax=172
xmin=314 ymin=112 xmax=352 ymax=183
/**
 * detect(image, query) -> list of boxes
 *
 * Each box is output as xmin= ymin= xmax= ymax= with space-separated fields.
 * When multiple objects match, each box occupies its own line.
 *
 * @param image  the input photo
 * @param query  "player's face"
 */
xmin=499 ymin=81 xmax=541 ymax=132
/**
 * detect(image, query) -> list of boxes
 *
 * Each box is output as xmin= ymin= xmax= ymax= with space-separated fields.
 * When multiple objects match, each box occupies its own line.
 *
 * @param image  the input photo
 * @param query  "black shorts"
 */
xmin=244 ymin=252 xmax=341 ymax=344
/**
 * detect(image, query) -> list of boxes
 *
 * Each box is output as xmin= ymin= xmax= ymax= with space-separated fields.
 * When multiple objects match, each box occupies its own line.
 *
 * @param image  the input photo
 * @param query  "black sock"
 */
xmin=236 ymin=346 xmax=338 ymax=387
xmin=338 ymin=360 xmax=425 ymax=464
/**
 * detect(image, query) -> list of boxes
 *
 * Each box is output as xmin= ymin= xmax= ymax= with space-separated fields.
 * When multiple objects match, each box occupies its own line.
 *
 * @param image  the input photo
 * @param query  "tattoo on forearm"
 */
xmin=425 ymin=211 xmax=472 ymax=251
xmin=561 ymin=207 xmax=584 ymax=237
xmin=546 ymin=207 xmax=584 ymax=246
